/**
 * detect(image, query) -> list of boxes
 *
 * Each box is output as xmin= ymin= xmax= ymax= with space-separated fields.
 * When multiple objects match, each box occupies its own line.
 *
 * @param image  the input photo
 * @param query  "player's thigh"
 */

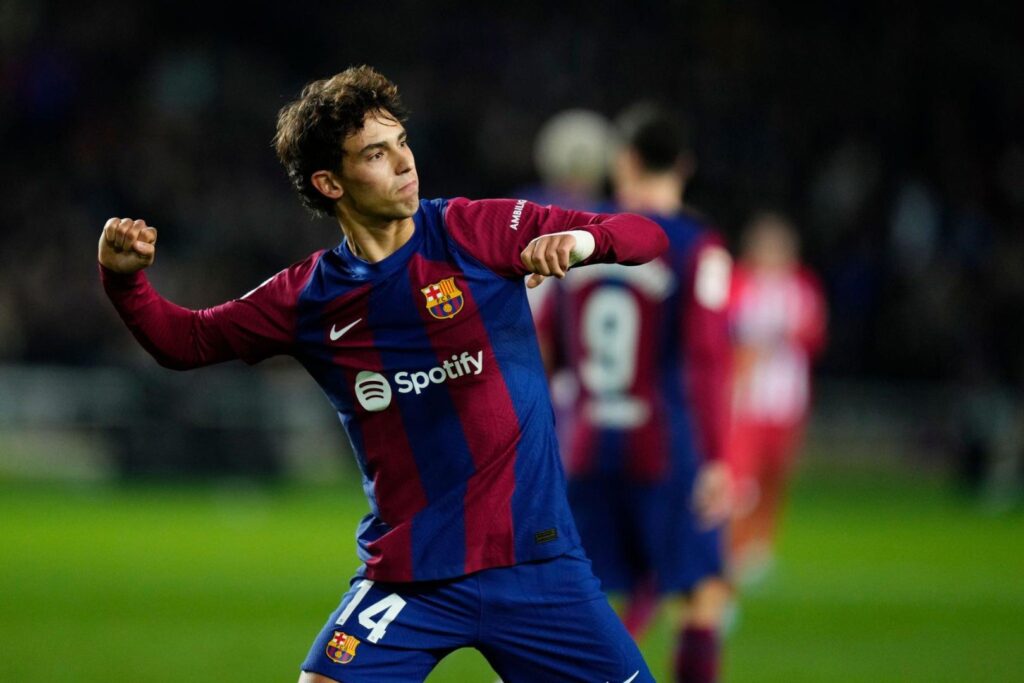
xmin=300 ymin=671 xmax=425 ymax=683
xmin=300 ymin=638 xmax=444 ymax=683
xmin=299 ymin=673 xmax=337 ymax=683
xmin=300 ymin=575 xmax=473 ymax=683
xmin=662 ymin=576 xmax=732 ymax=629
xmin=478 ymin=556 xmax=655 ymax=683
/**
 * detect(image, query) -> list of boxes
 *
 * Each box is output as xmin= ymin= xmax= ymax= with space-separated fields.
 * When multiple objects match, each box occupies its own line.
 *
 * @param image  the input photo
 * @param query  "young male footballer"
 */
xmin=98 ymin=66 xmax=667 ymax=682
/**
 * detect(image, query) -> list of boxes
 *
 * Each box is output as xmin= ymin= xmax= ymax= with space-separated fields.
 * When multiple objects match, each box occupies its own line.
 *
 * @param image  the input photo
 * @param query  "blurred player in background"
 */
xmin=727 ymin=211 xmax=827 ymax=584
xmin=523 ymin=109 xmax=618 ymax=454
xmin=536 ymin=104 xmax=733 ymax=683
xmin=98 ymin=65 xmax=669 ymax=683
xmin=521 ymin=108 xmax=616 ymax=209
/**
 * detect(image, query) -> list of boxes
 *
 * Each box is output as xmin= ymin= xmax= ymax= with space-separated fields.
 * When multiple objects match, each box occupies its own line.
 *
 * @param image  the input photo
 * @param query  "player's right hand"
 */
xmin=692 ymin=461 xmax=733 ymax=529
xmin=98 ymin=217 xmax=158 ymax=274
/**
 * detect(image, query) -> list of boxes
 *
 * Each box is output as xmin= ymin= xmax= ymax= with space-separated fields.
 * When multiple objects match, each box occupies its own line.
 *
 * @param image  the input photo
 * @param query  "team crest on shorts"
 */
xmin=326 ymin=630 xmax=360 ymax=664
xmin=421 ymin=277 xmax=464 ymax=320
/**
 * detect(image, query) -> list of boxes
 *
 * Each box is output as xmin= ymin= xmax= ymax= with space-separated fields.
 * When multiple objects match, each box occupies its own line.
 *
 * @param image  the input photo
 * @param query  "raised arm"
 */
xmin=443 ymin=198 xmax=669 ymax=287
xmin=98 ymin=217 xmax=317 ymax=369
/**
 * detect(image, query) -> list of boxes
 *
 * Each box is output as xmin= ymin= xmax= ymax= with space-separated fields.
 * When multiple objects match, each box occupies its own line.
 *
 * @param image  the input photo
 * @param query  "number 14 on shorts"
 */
xmin=335 ymin=580 xmax=407 ymax=644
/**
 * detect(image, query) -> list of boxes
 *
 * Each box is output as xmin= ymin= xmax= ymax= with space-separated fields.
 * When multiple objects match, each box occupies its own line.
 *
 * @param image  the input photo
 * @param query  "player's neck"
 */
xmin=617 ymin=177 xmax=685 ymax=216
xmin=336 ymin=211 xmax=415 ymax=263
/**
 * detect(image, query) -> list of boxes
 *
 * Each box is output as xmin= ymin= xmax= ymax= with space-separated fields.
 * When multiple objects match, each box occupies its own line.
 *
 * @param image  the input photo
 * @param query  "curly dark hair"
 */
xmin=273 ymin=65 xmax=409 ymax=217
xmin=617 ymin=103 xmax=691 ymax=173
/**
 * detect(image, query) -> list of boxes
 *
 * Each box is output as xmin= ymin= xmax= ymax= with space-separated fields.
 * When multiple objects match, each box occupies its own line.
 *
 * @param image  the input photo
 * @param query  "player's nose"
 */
xmin=395 ymin=146 xmax=414 ymax=175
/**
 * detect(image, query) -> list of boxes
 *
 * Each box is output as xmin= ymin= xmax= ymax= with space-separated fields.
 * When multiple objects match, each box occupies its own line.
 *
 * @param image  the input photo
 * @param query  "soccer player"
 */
xmin=726 ymin=211 xmax=827 ymax=583
xmin=522 ymin=108 xmax=616 ymax=209
xmin=535 ymin=105 xmax=733 ymax=683
xmin=97 ymin=66 xmax=669 ymax=683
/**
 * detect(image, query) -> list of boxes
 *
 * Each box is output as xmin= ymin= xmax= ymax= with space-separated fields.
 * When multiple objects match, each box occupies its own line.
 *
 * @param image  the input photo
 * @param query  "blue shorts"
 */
xmin=301 ymin=554 xmax=653 ymax=683
xmin=568 ymin=466 xmax=724 ymax=595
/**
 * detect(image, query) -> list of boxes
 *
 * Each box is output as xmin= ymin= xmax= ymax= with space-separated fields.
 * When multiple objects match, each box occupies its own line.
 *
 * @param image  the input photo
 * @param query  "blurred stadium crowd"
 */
xmin=1 ymin=1 xmax=1022 ymax=481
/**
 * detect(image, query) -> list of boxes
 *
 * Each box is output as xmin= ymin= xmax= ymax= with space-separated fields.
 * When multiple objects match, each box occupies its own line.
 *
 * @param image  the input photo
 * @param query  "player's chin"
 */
xmin=395 ymin=194 xmax=420 ymax=216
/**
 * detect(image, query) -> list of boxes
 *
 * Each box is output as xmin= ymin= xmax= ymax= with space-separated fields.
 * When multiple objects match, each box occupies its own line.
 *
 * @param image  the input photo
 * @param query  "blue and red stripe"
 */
xmin=410 ymin=253 xmax=519 ymax=573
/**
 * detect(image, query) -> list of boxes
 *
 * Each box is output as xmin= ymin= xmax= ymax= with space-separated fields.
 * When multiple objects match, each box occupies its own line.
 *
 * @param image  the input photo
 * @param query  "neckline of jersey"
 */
xmin=331 ymin=209 xmax=425 ymax=280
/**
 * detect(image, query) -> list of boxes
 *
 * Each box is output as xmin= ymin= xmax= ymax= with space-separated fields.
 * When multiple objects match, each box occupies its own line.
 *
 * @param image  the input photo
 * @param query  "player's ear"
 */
xmin=311 ymin=170 xmax=344 ymax=201
xmin=676 ymin=151 xmax=697 ymax=182
xmin=611 ymin=148 xmax=636 ymax=186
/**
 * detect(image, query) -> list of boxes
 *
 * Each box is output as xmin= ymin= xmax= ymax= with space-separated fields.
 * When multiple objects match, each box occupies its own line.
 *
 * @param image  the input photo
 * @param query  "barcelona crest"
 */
xmin=421 ymin=277 xmax=465 ymax=320
xmin=325 ymin=630 xmax=360 ymax=664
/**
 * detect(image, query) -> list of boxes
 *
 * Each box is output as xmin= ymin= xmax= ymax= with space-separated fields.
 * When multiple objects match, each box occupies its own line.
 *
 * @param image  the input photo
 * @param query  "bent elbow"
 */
xmin=651 ymin=222 xmax=670 ymax=255
xmin=151 ymin=352 xmax=201 ymax=372
xmin=625 ymin=215 xmax=670 ymax=264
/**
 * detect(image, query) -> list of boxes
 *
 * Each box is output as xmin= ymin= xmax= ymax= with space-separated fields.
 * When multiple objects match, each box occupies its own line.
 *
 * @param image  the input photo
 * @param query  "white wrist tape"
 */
xmin=527 ymin=229 xmax=596 ymax=266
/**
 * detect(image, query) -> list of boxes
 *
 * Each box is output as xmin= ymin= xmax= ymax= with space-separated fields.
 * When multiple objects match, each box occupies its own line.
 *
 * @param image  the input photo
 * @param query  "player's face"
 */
xmin=338 ymin=110 xmax=419 ymax=221
xmin=745 ymin=218 xmax=798 ymax=272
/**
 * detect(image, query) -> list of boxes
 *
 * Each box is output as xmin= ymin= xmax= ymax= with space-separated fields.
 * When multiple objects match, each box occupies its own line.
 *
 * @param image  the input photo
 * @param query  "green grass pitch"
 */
xmin=1 ymin=464 xmax=1021 ymax=682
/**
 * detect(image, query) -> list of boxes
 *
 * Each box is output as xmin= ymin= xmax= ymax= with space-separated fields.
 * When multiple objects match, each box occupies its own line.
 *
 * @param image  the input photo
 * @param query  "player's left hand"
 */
xmin=521 ymin=232 xmax=578 ymax=289
xmin=692 ymin=461 xmax=733 ymax=529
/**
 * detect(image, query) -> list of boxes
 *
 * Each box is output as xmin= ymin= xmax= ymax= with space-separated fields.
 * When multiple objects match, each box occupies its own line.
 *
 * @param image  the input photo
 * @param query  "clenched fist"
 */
xmin=98 ymin=217 xmax=158 ymax=274
xmin=520 ymin=229 xmax=596 ymax=289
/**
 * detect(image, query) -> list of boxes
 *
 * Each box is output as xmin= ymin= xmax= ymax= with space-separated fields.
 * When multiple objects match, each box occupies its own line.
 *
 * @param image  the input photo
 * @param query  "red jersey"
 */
xmin=728 ymin=265 xmax=827 ymax=427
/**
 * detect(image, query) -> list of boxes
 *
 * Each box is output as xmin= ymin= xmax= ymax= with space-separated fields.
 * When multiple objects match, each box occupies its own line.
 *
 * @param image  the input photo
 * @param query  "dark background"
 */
xmin=0 ymin=2 xmax=1019 ymax=483
xmin=1 ymin=0 xmax=1022 ymax=389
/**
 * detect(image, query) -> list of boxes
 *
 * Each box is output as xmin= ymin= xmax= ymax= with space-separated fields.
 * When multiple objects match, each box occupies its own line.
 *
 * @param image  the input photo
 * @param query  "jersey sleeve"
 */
xmin=442 ymin=197 xmax=668 ymax=278
xmin=681 ymin=234 xmax=733 ymax=463
xmin=100 ymin=252 xmax=322 ymax=369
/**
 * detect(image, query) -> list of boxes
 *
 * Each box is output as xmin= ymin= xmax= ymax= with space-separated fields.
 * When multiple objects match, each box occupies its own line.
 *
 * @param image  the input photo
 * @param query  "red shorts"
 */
xmin=726 ymin=420 xmax=804 ymax=484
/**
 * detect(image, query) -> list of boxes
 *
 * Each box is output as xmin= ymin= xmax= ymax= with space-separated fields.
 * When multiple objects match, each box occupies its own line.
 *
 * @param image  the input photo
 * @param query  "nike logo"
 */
xmin=329 ymin=318 xmax=362 ymax=341
xmin=607 ymin=672 xmax=640 ymax=683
